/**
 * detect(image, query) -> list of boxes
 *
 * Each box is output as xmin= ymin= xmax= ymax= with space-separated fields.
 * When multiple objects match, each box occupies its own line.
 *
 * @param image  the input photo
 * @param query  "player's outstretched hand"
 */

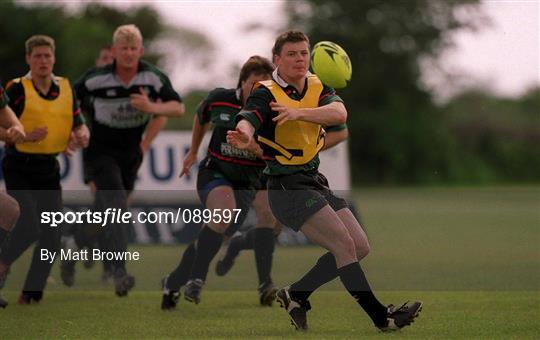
xmin=73 ymin=124 xmax=90 ymax=148
xmin=179 ymin=151 xmax=198 ymax=178
xmin=227 ymin=127 xmax=252 ymax=150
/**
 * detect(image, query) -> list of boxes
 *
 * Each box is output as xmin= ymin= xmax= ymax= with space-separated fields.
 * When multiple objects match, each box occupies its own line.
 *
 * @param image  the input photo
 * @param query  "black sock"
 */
xmin=290 ymin=252 xmax=338 ymax=301
xmin=223 ymin=228 xmax=256 ymax=263
xmin=0 ymin=228 xmax=8 ymax=246
xmin=254 ymin=228 xmax=274 ymax=286
xmin=338 ymin=262 xmax=388 ymax=327
xmin=167 ymin=242 xmax=197 ymax=290
xmin=189 ymin=225 xmax=223 ymax=281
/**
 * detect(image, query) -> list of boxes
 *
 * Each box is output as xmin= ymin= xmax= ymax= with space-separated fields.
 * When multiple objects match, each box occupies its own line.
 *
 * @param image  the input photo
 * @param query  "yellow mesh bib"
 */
xmin=16 ymin=77 xmax=73 ymax=154
xmin=256 ymin=75 xmax=325 ymax=165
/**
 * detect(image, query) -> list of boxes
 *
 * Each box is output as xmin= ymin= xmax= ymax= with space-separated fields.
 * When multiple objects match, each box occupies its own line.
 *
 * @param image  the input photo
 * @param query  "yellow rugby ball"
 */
xmin=311 ymin=41 xmax=352 ymax=89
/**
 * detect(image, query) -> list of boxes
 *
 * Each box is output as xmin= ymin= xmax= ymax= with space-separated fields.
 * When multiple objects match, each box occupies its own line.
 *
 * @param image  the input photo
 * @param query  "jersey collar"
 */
xmin=24 ymin=71 xmax=59 ymax=85
xmin=272 ymin=68 xmax=313 ymax=88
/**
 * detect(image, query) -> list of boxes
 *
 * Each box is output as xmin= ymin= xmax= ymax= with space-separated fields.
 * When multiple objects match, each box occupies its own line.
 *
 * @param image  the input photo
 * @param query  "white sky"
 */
xmin=58 ymin=0 xmax=539 ymax=98
xmin=430 ymin=0 xmax=539 ymax=98
xmin=154 ymin=0 xmax=287 ymax=92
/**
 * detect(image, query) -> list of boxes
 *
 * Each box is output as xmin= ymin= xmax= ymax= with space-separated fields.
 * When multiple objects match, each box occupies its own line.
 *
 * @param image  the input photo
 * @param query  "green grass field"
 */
xmin=1 ymin=187 xmax=539 ymax=338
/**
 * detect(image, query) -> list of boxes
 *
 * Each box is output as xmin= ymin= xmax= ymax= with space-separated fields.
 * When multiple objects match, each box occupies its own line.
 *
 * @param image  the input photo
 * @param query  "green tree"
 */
xmin=284 ymin=0 xmax=487 ymax=184
xmin=440 ymin=87 xmax=540 ymax=182
xmin=0 ymin=1 xmax=212 ymax=85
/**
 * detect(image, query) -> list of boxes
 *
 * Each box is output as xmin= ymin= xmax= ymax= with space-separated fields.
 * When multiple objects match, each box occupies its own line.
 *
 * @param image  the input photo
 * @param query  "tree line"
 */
xmin=1 ymin=0 xmax=537 ymax=184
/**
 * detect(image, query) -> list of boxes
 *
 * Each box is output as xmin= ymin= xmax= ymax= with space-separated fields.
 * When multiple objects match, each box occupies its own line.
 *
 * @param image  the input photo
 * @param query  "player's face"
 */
xmin=275 ymin=41 xmax=310 ymax=82
xmin=240 ymin=72 xmax=271 ymax=105
xmin=26 ymin=46 xmax=55 ymax=79
xmin=113 ymin=38 xmax=144 ymax=69
xmin=96 ymin=48 xmax=114 ymax=67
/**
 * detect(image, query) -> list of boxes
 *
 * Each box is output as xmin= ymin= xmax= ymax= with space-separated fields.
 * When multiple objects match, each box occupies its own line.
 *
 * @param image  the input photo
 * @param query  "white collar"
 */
xmin=272 ymin=68 xmax=313 ymax=88
xmin=235 ymin=88 xmax=241 ymax=101
xmin=24 ymin=71 xmax=58 ymax=84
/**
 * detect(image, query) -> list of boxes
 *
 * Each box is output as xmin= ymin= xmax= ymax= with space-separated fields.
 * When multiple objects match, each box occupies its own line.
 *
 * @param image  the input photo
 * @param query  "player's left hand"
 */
xmin=73 ymin=124 xmax=90 ymax=148
xmin=130 ymin=87 xmax=154 ymax=113
xmin=271 ymin=102 xmax=301 ymax=125
xmin=227 ymin=127 xmax=252 ymax=149
xmin=63 ymin=135 xmax=77 ymax=157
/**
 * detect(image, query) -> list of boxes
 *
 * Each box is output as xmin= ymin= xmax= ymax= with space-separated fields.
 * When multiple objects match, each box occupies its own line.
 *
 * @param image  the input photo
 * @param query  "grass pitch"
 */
xmin=1 ymin=186 xmax=539 ymax=338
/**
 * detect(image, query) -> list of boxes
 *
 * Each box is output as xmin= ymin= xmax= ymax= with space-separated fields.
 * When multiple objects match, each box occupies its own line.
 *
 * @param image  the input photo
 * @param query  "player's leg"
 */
xmin=93 ymin=155 xmax=134 ymax=297
xmin=0 ymin=192 xmax=19 ymax=308
xmin=276 ymin=204 xmax=359 ymax=330
xmin=0 ymin=192 xmax=19 ymax=245
xmin=97 ymin=229 xmax=113 ymax=282
xmin=215 ymin=228 xmax=256 ymax=276
xmin=108 ymin=149 xmax=144 ymax=296
xmin=334 ymin=207 xmax=422 ymax=331
xmin=20 ymin=188 xmax=62 ymax=304
xmin=15 ymin=158 xmax=62 ymax=304
xmin=0 ymin=160 xmax=41 ymax=308
xmin=161 ymin=242 xmax=197 ymax=310
xmin=251 ymin=189 xmax=277 ymax=306
xmin=274 ymin=172 xmax=421 ymax=331
xmin=184 ymin=184 xmax=234 ymax=304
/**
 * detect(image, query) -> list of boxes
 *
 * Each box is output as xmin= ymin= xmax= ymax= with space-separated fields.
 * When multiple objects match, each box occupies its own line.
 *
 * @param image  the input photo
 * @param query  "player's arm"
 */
xmin=149 ymin=99 xmax=185 ymax=117
xmin=271 ymin=101 xmax=346 ymax=126
xmin=179 ymin=115 xmax=210 ymax=177
xmin=272 ymin=86 xmax=347 ymax=126
xmin=187 ymin=115 xmax=210 ymax=155
xmin=140 ymin=115 xmax=167 ymax=153
xmin=0 ymin=106 xmax=25 ymax=144
xmin=130 ymin=87 xmax=185 ymax=117
xmin=2 ymin=82 xmax=29 ymax=143
xmin=228 ymin=87 xmax=270 ymax=150
xmin=322 ymin=126 xmax=348 ymax=151
xmin=227 ymin=119 xmax=256 ymax=150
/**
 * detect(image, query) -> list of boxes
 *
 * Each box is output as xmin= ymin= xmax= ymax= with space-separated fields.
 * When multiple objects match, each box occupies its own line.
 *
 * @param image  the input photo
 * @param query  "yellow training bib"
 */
xmin=256 ymin=75 xmax=325 ymax=165
xmin=16 ymin=77 xmax=73 ymax=154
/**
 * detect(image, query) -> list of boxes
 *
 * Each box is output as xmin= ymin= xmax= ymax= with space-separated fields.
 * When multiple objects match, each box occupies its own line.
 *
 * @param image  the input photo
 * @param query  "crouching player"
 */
xmin=227 ymin=30 xmax=422 ymax=331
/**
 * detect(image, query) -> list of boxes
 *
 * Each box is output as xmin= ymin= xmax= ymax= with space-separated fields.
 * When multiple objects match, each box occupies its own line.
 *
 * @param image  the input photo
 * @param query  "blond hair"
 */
xmin=113 ymin=24 xmax=143 ymax=45
xmin=25 ymin=35 xmax=55 ymax=55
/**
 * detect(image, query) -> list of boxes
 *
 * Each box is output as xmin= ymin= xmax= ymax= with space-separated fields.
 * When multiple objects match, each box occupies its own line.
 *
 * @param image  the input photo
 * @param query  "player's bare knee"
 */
xmin=255 ymin=209 xmax=275 ymax=228
xmin=331 ymin=233 xmax=356 ymax=262
xmin=208 ymin=221 xmax=230 ymax=234
xmin=0 ymin=194 xmax=20 ymax=231
xmin=356 ymin=240 xmax=370 ymax=260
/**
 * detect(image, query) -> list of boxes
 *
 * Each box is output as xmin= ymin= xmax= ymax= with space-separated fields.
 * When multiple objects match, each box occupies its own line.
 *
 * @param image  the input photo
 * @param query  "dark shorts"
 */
xmin=267 ymin=171 xmax=348 ymax=231
xmin=83 ymin=146 xmax=143 ymax=192
xmin=196 ymin=157 xmax=257 ymax=237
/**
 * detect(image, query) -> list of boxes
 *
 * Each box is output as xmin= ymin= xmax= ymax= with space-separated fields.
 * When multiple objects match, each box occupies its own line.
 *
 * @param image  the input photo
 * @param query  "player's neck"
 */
xmin=31 ymin=74 xmax=53 ymax=96
xmin=278 ymin=71 xmax=305 ymax=94
xmin=115 ymin=65 xmax=137 ymax=86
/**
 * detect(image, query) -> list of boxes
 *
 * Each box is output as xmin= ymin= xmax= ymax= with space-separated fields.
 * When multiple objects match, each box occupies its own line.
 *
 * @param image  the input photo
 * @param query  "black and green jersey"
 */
xmin=238 ymin=72 xmax=344 ymax=176
xmin=0 ymin=85 xmax=8 ymax=109
xmin=325 ymin=123 xmax=347 ymax=133
xmin=74 ymin=60 xmax=181 ymax=150
xmin=197 ymin=87 xmax=265 ymax=184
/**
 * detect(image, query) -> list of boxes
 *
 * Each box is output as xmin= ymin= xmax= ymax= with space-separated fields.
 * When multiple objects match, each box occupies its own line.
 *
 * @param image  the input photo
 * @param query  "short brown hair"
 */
xmin=25 ymin=35 xmax=55 ymax=55
xmin=236 ymin=55 xmax=274 ymax=88
xmin=271 ymin=30 xmax=310 ymax=57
